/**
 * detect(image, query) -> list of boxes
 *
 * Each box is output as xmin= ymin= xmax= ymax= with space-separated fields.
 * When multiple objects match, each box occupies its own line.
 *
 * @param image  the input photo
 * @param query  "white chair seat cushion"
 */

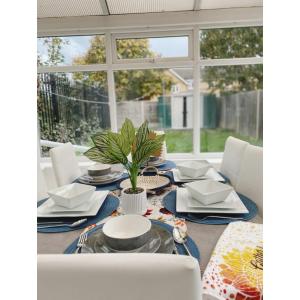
xmin=202 ymin=222 xmax=263 ymax=300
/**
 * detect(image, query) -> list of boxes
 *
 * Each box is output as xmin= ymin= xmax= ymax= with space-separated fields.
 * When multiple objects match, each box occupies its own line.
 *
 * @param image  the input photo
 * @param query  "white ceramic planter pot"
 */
xmin=121 ymin=188 xmax=147 ymax=215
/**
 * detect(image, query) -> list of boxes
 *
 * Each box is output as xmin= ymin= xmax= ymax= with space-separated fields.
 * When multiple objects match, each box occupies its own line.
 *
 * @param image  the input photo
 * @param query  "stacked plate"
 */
xmin=176 ymin=185 xmax=249 ymax=214
xmin=82 ymin=215 xmax=175 ymax=254
xmin=172 ymin=160 xmax=225 ymax=183
xmin=142 ymin=157 xmax=166 ymax=167
xmin=78 ymin=164 xmax=124 ymax=185
xmin=37 ymin=183 xmax=109 ymax=218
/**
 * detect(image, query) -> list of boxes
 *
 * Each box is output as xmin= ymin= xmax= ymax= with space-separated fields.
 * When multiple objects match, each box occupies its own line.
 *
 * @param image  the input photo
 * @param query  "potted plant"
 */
xmin=84 ymin=118 xmax=165 ymax=215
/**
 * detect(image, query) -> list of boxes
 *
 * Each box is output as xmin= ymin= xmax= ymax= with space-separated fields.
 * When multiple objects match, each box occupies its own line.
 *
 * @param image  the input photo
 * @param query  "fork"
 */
xmin=75 ymin=232 xmax=88 ymax=253
xmin=189 ymin=215 xmax=244 ymax=222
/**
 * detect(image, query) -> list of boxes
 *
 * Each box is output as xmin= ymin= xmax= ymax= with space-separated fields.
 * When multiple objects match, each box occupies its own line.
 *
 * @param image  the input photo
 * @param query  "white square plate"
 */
xmin=172 ymin=168 xmax=225 ymax=182
xmin=50 ymin=192 xmax=98 ymax=212
xmin=37 ymin=191 xmax=109 ymax=217
xmin=176 ymin=188 xmax=249 ymax=214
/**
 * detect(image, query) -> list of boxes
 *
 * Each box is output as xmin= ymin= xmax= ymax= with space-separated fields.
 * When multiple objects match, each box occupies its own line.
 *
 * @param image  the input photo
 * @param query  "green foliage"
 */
xmin=73 ymin=38 xmax=174 ymax=100
xmin=200 ymin=27 xmax=263 ymax=95
xmin=38 ymin=37 xmax=69 ymax=66
xmin=84 ymin=118 xmax=165 ymax=192
xmin=200 ymin=27 xmax=263 ymax=59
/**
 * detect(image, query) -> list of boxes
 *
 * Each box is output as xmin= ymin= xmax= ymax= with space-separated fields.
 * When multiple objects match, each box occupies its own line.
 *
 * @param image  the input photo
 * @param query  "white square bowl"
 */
xmin=48 ymin=183 xmax=96 ymax=209
xmin=176 ymin=160 xmax=211 ymax=178
xmin=185 ymin=180 xmax=233 ymax=205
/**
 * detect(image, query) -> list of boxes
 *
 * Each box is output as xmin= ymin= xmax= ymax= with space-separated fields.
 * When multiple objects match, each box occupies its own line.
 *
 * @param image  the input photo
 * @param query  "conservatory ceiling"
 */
xmin=37 ymin=0 xmax=263 ymax=18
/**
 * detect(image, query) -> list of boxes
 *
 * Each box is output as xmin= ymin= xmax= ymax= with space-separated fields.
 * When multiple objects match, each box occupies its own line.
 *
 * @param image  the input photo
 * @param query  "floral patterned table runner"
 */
xmin=202 ymin=221 xmax=263 ymax=300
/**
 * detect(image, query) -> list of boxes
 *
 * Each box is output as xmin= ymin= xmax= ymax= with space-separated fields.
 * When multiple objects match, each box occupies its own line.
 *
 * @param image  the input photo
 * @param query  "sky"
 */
xmin=37 ymin=35 xmax=188 ymax=65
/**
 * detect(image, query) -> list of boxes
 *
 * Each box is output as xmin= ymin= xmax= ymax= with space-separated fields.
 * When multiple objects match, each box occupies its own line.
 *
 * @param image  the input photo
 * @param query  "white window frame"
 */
xmin=111 ymin=30 xmax=193 ymax=64
xmin=37 ymin=23 xmax=263 ymax=162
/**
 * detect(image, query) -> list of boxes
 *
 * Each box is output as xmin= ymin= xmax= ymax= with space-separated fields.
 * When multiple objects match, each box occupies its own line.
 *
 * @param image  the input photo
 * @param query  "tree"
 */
xmin=200 ymin=27 xmax=263 ymax=95
xmin=38 ymin=37 xmax=69 ymax=66
xmin=73 ymin=37 xmax=174 ymax=100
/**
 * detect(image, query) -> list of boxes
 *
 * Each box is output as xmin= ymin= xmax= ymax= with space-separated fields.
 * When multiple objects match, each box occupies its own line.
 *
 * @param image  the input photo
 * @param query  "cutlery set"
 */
xmin=37 ymin=218 xmax=87 ymax=229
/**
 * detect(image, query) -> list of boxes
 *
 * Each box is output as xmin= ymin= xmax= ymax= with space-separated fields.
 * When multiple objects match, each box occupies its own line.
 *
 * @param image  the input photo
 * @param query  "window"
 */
xmin=38 ymin=72 xmax=109 ymax=156
xmin=114 ymin=68 xmax=193 ymax=153
xmin=200 ymin=27 xmax=263 ymax=59
xmin=114 ymin=34 xmax=190 ymax=61
xmin=37 ymin=35 xmax=106 ymax=66
xmin=199 ymin=65 xmax=263 ymax=152
xmin=37 ymin=27 xmax=263 ymax=157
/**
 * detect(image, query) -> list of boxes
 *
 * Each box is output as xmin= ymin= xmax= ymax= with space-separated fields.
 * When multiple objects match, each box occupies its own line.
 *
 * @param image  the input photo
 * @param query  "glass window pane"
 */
xmin=200 ymin=27 xmax=263 ymax=59
xmin=38 ymin=72 xmax=110 ymax=156
xmin=37 ymin=35 xmax=106 ymax=66
xmin=200 ymin=65 xmax=263 ymax=152
xmin=114 ymin=68 xmax=193 ymax=153
xmin=116 ymin=36 xmax=189 ymax=60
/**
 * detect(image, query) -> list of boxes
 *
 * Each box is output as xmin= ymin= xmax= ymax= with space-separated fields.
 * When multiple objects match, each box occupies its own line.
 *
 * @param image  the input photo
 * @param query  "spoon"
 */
xmin=37 ymin=218 xmax=87 ymax=229
xmin=172 ymin=227 xmax=192 ymax=256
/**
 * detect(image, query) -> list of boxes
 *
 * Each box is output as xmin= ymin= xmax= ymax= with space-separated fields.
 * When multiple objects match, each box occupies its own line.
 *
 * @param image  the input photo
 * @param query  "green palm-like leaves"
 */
xmin=84 ymin=118 xmax=165 ymax=192
xmin=121 ymin=118 xmax=135 ymax=146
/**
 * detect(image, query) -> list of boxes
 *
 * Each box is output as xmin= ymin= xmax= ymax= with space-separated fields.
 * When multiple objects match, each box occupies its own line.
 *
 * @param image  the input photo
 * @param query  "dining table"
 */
xmin=37 ymin=171 xmax=263 ymax=272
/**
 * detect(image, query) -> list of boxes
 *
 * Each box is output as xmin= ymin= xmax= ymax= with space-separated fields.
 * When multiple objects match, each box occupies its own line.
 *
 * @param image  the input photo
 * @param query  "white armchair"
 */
xmin=38 ymin=253 xmax=202 ymax=300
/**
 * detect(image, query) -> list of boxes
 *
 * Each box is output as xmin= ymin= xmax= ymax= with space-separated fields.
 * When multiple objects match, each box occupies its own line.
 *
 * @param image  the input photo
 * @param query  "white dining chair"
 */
xmin=155 ymin=130 xmax=168 ymax=160
xmin=236 ymin=144 xmax=263 ymax=216
xmin=220 ymin=136 xmax=249 ymax=187
xmin=37 ymin=164 xmax=48 ymax=201
xmin=49 ymin=142 xmax=81 ymax=186
xmin=37 ymin=253 xmax=202 ymax=300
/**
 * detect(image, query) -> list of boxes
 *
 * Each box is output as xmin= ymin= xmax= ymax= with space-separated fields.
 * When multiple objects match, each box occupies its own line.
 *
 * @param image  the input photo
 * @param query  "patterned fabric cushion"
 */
xmin=202 ymin=221 xmax=263 ymax=300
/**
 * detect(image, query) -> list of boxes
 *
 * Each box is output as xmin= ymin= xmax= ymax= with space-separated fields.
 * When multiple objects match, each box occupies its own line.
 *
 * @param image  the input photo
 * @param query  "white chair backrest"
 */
xmin=236 ymin=145 xmax=263 ymax=216
xmin=38 ymin=253 xmax=202 ymax=300
xmin=49 ymin=142 xmax=81 ymax=186
xmin=155 ymin=130 xmax=167 ymax=160
xmin=220 ymin=136 xmax=249 ymax=187
xmin=37 ymin=165 xmax=48 ymax=201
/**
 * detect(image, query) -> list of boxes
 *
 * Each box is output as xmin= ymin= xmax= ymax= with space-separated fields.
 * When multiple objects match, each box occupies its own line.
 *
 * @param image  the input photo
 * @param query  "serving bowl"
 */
xmin=102 ymin=215 xmax=152 ymax=251
xmin=88 ymin=163 xmax=111 ymax=177
xmin=185 ymin=180 xmax=233 ymax=205
xmin=48 ymin=183 xmax=96 ymax=209
xmin=177 ymin=160 xmax=211 ymax=178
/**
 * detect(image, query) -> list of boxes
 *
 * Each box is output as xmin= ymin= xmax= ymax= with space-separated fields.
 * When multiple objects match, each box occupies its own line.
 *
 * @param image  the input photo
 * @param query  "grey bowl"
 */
xmin=148 ymin=156 xmax=160 ymax=162
xmin=102 ymin=215 xmax=152 ymax=251
xmin=103 ymin=230 xmax=152 ymax=251
xmin=87 ymin=164 xmax=111 ymax=177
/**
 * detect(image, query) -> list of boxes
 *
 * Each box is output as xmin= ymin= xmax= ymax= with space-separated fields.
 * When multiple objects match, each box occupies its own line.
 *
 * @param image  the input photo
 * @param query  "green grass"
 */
xmin=165 ymin=128 xmax=263 ymax=153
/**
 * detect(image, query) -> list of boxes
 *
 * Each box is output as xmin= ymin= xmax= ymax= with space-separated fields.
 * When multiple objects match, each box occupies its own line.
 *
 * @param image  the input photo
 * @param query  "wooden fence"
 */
xmin=218 ymin=90 xmax=263 ymax=139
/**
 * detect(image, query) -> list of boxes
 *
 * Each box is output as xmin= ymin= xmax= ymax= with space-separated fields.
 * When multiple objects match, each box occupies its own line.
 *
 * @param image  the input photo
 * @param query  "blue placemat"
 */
xmin=166 ymin=171 xmax=229 ymax=185
xmin=37 ymin=195 xmax=119 ymax=233
xmin=157 ymin=160 xmax=176 ymax=171
xmin=162 ymin=190 xmax=258 ymax=225
xmin=64 ymin=219 xmax=200 ymax=260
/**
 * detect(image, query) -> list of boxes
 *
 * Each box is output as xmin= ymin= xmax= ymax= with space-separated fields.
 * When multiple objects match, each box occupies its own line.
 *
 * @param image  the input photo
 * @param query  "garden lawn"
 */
xmin=165 ymin=128 xmax=263 ymax=153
